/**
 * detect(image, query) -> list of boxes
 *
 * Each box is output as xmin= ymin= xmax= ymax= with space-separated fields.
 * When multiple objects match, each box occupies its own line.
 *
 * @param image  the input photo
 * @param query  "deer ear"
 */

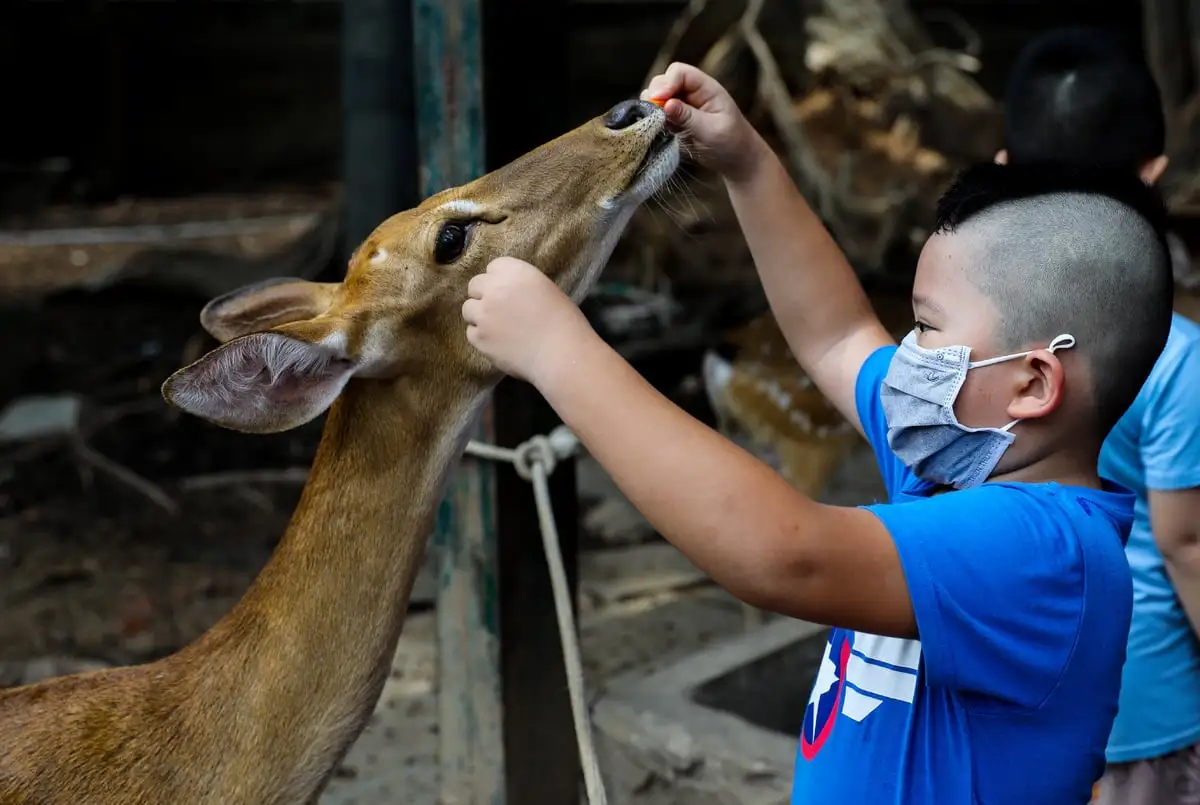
xmin=162 ymin=330 xmax=356 ymax=433
xmin=200 ymin=278 xmax=341 ymax=343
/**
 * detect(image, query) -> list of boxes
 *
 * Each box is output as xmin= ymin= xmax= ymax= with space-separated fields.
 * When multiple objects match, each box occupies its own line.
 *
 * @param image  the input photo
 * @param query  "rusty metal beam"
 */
xmin=411 ymin=1 xmax=504 ymax=803
xmin=342 ymin=0 xmax=419 ymax=252
xmin=414 ymin=0 xmax=579 ymax=801
xmin=479 ymin=0 xmax=579 ymax=799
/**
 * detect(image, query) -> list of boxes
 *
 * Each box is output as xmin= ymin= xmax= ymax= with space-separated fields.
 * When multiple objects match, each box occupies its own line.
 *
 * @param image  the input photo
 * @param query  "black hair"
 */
xmin=1003 ymin=26 xmax=1165 ymax=172
xmin=934 ymin=162 xmax=1174 ymax=434
xmin=935 ymin=162 xmax=1169 ymax=244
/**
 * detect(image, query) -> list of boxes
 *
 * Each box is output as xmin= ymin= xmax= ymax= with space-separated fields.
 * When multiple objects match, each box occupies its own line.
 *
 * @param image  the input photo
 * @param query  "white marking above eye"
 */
xmin=438 ymin=199 xmax=484 ymax=216
xmin=369 ymin=247 xmax=389 ymax=265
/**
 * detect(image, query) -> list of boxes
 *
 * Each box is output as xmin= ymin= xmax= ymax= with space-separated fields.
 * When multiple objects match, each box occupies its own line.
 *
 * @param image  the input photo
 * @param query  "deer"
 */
xmin=0 ymin=97 xmax=680 ymax=805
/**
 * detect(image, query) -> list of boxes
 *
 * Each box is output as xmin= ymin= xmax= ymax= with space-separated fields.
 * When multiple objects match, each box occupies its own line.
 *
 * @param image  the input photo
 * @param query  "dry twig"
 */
xmin=0 ymin=397 xmax=177 ymax=515
xmin=72 ymin=440 xmax=177 ymax=515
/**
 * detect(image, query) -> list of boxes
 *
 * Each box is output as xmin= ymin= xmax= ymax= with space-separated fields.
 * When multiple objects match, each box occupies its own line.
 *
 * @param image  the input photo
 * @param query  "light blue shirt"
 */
xmin=789 ymin=345 xmax=1134 ymax=804
xmin=1100 ymin=313 xmax=1200 ymax=763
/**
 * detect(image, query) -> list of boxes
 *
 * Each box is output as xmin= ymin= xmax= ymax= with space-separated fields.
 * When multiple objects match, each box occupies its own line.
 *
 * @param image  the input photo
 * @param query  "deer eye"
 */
xmin=434 ymin=220 xmax=473 ymax=264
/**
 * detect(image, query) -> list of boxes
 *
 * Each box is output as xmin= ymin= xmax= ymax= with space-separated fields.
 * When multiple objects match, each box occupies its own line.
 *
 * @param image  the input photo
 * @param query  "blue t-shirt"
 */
xmin=790 ymin=345 xmax=1135 ymax=804
xmin=1100 ymin=313 xmax=1200 ymax=763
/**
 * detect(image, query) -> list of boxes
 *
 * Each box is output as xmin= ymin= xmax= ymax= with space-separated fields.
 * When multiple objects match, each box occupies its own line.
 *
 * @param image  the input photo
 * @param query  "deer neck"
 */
xmin=178 ymin=372 xmax=487 ymax=788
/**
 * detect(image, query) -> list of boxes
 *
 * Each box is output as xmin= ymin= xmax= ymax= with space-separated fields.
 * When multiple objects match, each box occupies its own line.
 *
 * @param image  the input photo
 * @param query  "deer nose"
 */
xmin=603 ymin=98 xmax=657 ymax=131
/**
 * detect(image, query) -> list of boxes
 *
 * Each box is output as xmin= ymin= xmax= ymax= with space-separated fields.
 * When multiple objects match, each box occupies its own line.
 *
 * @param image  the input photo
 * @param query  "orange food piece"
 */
xmin=649 ymin=96 xmax=669 ymax=108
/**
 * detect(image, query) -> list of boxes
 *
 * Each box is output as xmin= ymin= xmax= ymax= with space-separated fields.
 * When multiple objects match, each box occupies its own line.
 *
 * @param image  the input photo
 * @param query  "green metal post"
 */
xmin=411 ymin=1 xmax=505 ymax=803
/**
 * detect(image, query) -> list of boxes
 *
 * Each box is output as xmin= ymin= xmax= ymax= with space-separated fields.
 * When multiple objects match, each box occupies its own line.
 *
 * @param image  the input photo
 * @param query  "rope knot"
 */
xmin=509 ymin=426 xmax=580 ymax=481
xmin=513 ymin=434 xmax=556 ymax=481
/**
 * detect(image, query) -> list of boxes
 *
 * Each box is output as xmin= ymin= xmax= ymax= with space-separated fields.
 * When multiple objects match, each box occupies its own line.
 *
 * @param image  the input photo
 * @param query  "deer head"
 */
xmin=161 ymin=99 xmax=679 ymax=433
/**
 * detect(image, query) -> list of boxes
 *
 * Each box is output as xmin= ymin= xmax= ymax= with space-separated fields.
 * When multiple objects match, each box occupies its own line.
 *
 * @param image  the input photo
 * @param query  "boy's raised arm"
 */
xmin=642 ymin=62 xmax=895 ymax=434
xmin=725 ymin=138 xmax=895 ymax=434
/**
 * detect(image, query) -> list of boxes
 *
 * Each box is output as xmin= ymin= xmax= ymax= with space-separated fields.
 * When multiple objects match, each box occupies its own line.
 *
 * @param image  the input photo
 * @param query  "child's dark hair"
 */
xmin=935 ymin=162 xmax=1169 ymax=243
xmin=1003 ymin=26 xmax=1165 ymax=172
xmin=934 ymin=162 xmax=1174 ymax=434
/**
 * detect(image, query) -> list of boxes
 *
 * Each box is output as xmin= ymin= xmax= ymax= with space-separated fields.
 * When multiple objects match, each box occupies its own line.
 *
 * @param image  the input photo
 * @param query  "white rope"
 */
xmin=462 ymin=427 xmax=608 ymax=805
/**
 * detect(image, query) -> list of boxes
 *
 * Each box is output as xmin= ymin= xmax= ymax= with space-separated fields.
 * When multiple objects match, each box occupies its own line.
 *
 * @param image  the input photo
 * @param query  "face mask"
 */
xmin=880 ymin=331 xmax=1077 ymax=489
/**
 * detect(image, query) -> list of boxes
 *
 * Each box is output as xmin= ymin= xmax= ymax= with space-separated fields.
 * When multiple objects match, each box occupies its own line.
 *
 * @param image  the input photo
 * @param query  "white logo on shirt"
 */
xmin=839 ymin=634 xmax=921 ymax=722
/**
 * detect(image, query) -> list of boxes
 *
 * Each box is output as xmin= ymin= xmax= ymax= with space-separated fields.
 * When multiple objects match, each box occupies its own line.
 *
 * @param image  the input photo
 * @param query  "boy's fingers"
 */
xmin=664 ymin=62 xmax=718 ymax=102
xmin=466 ymin=273 xmax=487 ymax=299
xmin=644 ymin=74 xmax=676 ymax=102
xmin=663 ymin=98 xmax=695 ymax=128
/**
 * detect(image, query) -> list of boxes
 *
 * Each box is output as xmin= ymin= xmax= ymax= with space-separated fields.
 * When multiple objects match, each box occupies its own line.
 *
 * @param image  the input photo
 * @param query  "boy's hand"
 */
xmin=642 ymin=62 xmax=766 ymax=182
xmin=462 ymin=257 xmax=594 ymax=384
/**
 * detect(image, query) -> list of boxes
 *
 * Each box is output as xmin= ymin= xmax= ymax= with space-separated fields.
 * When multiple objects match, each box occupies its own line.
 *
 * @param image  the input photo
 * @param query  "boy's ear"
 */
xmin=200 ymin=277 xmax=341 ymax=343
xmin=1005 ymin=349 xmax=1067 ymax=422
xmin=161 ymin=325 xmax=356 ymax=434
xmin=1139 ymin=155 xmax=1169 ymax=186
xmin=993 ymin=149 xmax=1008 ymax=165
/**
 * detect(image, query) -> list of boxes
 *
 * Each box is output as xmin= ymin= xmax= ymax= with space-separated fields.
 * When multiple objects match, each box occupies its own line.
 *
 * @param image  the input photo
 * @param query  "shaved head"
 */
xmin=934 ymin=163 xmax=1173 ymax=432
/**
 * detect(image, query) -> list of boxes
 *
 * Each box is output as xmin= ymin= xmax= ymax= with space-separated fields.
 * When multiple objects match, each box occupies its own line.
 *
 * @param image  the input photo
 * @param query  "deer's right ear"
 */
xmin=200 ymin=278 xmax=341 ymax=343
xmin=161 ymin=330 xmax=356 ymax=434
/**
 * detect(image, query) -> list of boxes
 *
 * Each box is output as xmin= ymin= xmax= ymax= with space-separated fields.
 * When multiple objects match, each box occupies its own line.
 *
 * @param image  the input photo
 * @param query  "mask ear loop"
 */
xmin=1047 ymin=333 xmax=1077 ymax=353
xmin=968 ymin=333 xmax=1078 ymax=369
xmin=979 ymin=333 xmax=1078 ymax=433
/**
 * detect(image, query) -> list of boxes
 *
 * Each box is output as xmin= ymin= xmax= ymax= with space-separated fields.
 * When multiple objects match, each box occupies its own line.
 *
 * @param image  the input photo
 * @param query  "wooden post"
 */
xmin=415 ymin=0 xmax=579 ymax=801
xmin=492 ymin=387 xmax=581 ymax=804
xmin=478 ymin=0 xmax=580 ymax=802
xmin=411 ymin=2 xmax=506 ymax=804
xmin=342 ymin=0 xmax=420 ymax=252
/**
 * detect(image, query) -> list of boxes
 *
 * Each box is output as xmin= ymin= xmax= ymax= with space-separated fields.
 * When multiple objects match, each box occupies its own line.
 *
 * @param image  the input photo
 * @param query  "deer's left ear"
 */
xmin=162 ymin=327 xmax=356 ymax=433
xmin=200 ymin=277 xmax=341 ymax=342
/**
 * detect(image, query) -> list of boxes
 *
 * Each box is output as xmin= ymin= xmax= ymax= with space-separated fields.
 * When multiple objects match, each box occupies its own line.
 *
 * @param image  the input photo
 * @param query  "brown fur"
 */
xmin=0 ymin=102 xmax=679 ymax=805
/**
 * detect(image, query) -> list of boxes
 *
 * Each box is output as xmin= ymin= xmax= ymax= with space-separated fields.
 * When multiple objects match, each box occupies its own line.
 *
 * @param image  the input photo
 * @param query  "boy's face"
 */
xmin=911 ymin=232 xmax=1069 ymax=439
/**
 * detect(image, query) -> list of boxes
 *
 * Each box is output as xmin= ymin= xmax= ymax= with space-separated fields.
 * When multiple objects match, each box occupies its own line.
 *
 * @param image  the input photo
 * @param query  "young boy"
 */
xmin=1000 ymin=28 xmax=1200 ymax=805
xmin=460 ymin=65 xmax=1175 ymax=803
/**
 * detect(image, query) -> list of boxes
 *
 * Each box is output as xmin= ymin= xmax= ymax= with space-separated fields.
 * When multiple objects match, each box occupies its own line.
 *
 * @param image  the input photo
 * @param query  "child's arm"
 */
xmin=725 ymin=137 xmax=894 ymax=434
xmin=1155 ymin=488 xmax=1200 ymax=631
xmin=642 ymin=62 xmax=894 ymax=434
xmin=1140 ymin=340 xmax=1200 ymax=635
xmin=547 ymin=331 xmax=914 ymax=636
